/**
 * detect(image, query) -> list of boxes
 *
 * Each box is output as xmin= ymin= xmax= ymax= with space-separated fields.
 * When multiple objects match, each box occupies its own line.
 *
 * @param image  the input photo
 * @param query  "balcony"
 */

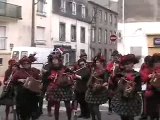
xmin=0 ymin=37 xmax=7 ymax=50
xmin=0 ymin=1 xmax=22 ymax=20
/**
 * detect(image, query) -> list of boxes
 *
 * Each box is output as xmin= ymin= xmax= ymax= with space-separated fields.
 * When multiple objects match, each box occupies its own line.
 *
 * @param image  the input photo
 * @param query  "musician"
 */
xmin=85 ymin=54 xmax=108 ymax=120
xmin=79 ymin=52 xmax=87 ymax=61
xmin=141 ymin=53 xmax=160 ymax=120
xmin=139 ymin=55 xmax=152 ymax=120
xmin=110 ymin=54 xmax=142 ymax=120
xmin=105 ymin=50 xmax=121 ymax=115
xmin=74 ymin=58 xmax=91 ymax=118
xmin=46 ymin=49 xmax=77 ymax=120
xmin=2 ymin=59 xmax=18 ymax=120
xmin=39 ymin=55 xmax=52 ymax=116
xmin=11 ymin=55 xmax=41 ymax=120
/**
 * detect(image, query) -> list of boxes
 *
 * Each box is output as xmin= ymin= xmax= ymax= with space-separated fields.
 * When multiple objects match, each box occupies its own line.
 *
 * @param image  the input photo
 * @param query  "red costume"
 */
xmin=12 ymin=55 xmax=41 ymax=120
xmin=140 ymin=53 xmax=160 ymax=119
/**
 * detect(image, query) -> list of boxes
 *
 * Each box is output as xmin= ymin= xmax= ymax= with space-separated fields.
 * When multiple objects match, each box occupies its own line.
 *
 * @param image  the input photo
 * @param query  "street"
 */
xmin=0 ymin=77 xmax=142 ymax=120
xmin=0 ymin=102 xmax=141 ymax=120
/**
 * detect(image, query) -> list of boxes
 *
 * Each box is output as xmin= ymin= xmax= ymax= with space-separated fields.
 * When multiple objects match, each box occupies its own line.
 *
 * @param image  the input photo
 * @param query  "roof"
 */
xmin=88 ymin=1 xmax=118 ymax=15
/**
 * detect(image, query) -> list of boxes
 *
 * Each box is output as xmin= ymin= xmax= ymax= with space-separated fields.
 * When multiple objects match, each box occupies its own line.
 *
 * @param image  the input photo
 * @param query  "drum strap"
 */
xmin=23 ymin=71 xmax=40 ymax=82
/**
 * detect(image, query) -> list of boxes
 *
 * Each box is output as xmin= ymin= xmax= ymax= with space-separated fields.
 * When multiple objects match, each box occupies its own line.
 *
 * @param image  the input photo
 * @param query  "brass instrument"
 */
xmin=118 ymin=77 xmax=136 ymax=98
xmin=150 ymin=72 xmax=160 ymax=89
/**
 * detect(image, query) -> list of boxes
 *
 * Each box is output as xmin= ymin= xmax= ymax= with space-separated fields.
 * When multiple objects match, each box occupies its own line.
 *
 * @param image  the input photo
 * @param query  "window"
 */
xmin=98 ymin=28 xmax=102 ymax=43
xmin=109 ymin=31 xmax=112 ymax=44
xmin=109 ymin=14 xmax=112 ymax=25
xmin=91 ymin=27 xmax=96 ymax=42
xmin=81 ymin=5 xmax=86 ymax=18
xmin=92 ymin=8 xmax=96 ymax=22
xmin=0 ymin=58 xmax=2 ymax=65
xmin=0 ymin=26 xmax=6 ymax=50
xmin=130 ymin=47 xmax=142 ymax=68
xmin=36 ymin=26 xmax=45 ymax=44
xmin=92 ymin=8 xmax=96 ymax=17
xmin=37 ymin=0 xmax=46 ymax=15
xmin=63 ymin=53 xmax=69 ymax=65
xmin=12 ymin=51 xmax=19 ymax=61
xmin=104 ymin=49 xmax=107 ymax=61
xmin=60 ymin=0 xmax=66 ymax=12
xmin=105 ymin=30 xmax=108 ymax=44
xmin=104 ymin=12 xmax=108 ymax=22
xmin=72 ymin=2 xmax=76 ymax=15
xmin=91 ymin=48 xmax=95 ymax=59
xmin=114 ymin=15 xmax=117 ymax=27
xmin=59 ymin=22 xmax=66 ymax=41
xmin=99 ymin=10 xmax=102 ymax=22
xmin=98 ymin=48 xmax=101 ymax=53
xmin=109 ymin=49 xmax=113 ymax=61
xmin=71 ymin=25 xmax=76 ymax=42
xmin=21 ymin=51 xmax=28 ymax=58
xmin=81 ymin=27 xmax=85 ymax=43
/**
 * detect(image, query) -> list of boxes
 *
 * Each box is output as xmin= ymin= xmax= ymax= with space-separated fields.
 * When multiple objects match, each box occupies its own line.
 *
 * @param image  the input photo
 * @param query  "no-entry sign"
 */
xmin=110 ymin=35 xmax=117 ymax=42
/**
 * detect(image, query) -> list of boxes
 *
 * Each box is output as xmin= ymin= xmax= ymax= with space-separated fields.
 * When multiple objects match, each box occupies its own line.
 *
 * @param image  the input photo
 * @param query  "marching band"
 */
xmin=0 ymin=48 xmax=160 ymax=120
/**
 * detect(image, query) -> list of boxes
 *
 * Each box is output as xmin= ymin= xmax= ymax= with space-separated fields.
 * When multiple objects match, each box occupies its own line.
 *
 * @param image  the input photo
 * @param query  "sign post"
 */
xmin=110 ymin=34 xmax=117 ymax=42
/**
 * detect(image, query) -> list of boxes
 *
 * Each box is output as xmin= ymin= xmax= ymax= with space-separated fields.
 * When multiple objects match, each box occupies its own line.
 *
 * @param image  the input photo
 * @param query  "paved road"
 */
xmin=0 ymin=77 xmax=140 ymax=120
xmin=0 ymin=101 xmax=141 ymax=120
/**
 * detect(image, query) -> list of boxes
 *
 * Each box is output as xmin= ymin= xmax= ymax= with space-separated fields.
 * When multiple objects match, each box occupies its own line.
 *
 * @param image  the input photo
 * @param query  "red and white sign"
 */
xmin=110 ymin=34 xmax=117 ymax=42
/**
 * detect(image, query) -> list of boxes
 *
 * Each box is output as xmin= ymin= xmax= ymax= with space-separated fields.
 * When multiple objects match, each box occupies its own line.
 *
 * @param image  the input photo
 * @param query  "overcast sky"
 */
xmin=110 ymin=0 xmax=118 ymax=2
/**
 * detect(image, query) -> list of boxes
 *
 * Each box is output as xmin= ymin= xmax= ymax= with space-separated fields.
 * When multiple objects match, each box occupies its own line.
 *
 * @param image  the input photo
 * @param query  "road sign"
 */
xmin=110 ymin=35 xmax=117 ymax=42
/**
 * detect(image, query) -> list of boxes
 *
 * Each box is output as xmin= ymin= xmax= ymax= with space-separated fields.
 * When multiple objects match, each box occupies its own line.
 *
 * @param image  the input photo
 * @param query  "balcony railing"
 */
xmin=0 ymin=37 xmax=7 ymax=50
xmin=0 ymin=1 xmax=21 ymax=19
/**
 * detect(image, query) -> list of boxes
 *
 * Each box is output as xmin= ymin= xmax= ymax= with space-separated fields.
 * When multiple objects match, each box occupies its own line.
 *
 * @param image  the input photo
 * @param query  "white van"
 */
xmin=11 ymin=47 xmax=53 ymax=69
xmin=11 ymin=47 xmax=70 ymax=70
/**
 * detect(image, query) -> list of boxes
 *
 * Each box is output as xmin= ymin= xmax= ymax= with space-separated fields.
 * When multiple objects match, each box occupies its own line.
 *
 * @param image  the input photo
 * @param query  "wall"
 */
xmin=118 ymin=22 xmax=160 ymax=69
xmin=147 ymin=34 xmax=160 ymax=55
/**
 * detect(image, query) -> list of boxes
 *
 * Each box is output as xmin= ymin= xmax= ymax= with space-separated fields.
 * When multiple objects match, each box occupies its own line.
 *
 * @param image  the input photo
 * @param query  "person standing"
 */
xmin=139 ymin=55 xmax=152 ymax=120
xmin=105 ymin=50 xmax=121 ymax=115
xmin=12 ymin=55 xmax=41 ymax=120
xmin=141 ymin=53 xmax=160 ymax=120
xmin=46 ymin=49 xmax=77 ymax=120
xmin=39 ymin=55 xmax=53 ymax=116
xmin=111 ymin=54 xmax=142 ymax=120
xmin=2 ymin=59 xmax=18 ymax=120
xmin=74 ymin=58 xmax=91 ymax=119
xmin=85 ymin=54 xmax=108 ymax=120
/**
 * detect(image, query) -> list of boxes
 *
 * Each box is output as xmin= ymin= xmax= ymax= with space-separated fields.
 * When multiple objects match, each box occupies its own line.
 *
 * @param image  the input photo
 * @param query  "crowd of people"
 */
xmin=0 ymin=48 xmax=160 ymax=120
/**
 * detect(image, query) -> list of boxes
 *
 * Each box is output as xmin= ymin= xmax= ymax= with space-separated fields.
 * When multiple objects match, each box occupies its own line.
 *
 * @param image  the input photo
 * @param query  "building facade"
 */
xmin=52 ymin=0 xmax=91 ymax=63
xmin=88 ymin=1 xmax=118 ymax=62
xmin=117 ymin=0 xmax=160 ymax=70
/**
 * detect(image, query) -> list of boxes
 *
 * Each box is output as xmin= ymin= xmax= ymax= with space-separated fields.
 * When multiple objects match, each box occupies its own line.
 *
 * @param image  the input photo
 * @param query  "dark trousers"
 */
xmin=76 ymin=92 xmax=90 ymax=117
xmin=108 ymin=97 xmax=112 ymax=112
xmin=38 ymin=84 xmax=48 ymax=114
xmin=120 ymin=116 xmax=134 ymax=120
xmin=88 ymin=104 xmax=101 ymax=120
xmin=16 ymin=88 xmax=39 ymax=120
